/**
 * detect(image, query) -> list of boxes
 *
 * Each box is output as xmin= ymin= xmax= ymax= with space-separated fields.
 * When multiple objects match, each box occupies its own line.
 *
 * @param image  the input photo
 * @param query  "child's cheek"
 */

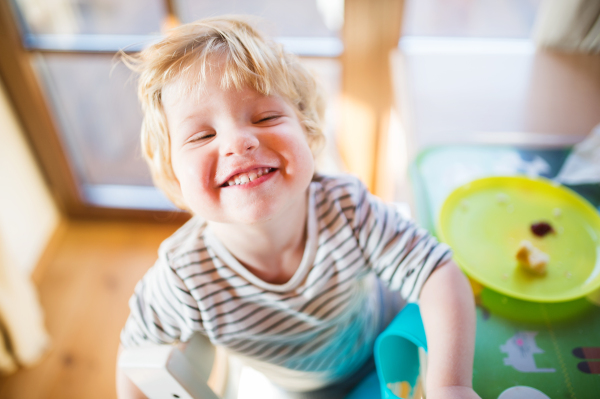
xmin=173 ymin=156 xmax=205 ymax=198
xmin=283 ymin=138 xmax=315 ymax=182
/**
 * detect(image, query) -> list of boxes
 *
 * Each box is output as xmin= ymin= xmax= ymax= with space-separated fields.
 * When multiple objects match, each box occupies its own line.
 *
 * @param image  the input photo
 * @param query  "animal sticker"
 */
xmin=500 ymin=332 xmax=555 ymax=373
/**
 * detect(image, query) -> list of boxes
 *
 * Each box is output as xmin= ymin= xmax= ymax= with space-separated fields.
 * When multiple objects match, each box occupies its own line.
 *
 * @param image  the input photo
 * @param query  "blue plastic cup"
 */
xmin=345 ymin=303 xmax=427 ymax=399
xmin=375 ymin=303 xmax=427 ymax=399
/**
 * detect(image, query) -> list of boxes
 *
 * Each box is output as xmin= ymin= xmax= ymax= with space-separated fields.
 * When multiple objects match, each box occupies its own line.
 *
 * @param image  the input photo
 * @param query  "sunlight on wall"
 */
xmin=0 ymin=79 xmax=60 ymax=276
xmin=338 ymin=94 xmax=377 ymax=189
xmin=377 ymin=106 xmax=409 ymax=203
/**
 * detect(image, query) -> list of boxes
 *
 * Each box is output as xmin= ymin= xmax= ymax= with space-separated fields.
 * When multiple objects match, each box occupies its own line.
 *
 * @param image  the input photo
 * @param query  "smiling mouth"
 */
xmin=222 ymin=167 xmax=275 ymax=187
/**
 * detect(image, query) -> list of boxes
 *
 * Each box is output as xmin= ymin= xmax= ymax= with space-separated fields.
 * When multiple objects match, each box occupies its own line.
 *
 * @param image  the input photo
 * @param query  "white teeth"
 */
xmin=225 ymin=168 xmax=272 ymax=187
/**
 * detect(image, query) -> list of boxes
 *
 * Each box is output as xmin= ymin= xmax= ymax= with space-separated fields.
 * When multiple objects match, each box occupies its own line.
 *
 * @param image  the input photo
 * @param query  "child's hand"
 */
xmin=425 ymin=385 xmax=481 ymax=399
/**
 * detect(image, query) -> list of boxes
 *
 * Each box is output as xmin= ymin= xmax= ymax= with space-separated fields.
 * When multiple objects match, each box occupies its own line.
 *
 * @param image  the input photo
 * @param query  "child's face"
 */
xmin=163 ymin=72 xmax=315 ymax=225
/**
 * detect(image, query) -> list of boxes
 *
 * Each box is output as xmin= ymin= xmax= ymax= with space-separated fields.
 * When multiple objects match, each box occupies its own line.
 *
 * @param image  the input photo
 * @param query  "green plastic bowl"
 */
xmin=437 ymin=176 xmax=600 ymax=303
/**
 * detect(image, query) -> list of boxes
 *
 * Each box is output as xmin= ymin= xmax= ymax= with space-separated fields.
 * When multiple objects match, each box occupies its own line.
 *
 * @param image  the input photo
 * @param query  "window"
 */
xmin=2 ymin=0 xmax=343 ymax=216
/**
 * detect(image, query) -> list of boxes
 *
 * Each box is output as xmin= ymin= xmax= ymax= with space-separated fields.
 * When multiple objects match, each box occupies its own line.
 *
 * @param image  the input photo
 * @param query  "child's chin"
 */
xmin=230 ymin=209 xmax=276 ymax=225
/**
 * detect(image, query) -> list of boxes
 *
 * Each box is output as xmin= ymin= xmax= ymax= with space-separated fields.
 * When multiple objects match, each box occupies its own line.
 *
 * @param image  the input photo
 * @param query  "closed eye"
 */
xmin=256 ymin=115 xmax=282 ymax=124
xmin=187 ymin=132 xmax=215 ymax=143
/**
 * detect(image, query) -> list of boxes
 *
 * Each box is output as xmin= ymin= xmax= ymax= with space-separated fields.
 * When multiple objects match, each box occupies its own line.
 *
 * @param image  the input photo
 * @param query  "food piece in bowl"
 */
xmin=553 ymin=208 xmax=562 ymax=218
xmin=496 ymin=193 xmax=509 ymax=204
xmin=531 ymin=221 xmax=554 ymax=237
xmin=516 ymin=240 xmax=549 ymax=275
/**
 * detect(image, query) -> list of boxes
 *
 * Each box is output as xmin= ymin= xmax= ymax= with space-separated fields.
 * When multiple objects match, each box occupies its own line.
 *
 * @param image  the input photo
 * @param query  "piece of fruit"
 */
xmin=516 ymin=240 xmax=549 ymax=275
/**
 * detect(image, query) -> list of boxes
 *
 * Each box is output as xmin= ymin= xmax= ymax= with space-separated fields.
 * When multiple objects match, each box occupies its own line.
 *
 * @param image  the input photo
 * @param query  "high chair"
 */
xmin=119 ymin=304 xmax=427 ymax=399
xmin=119 ymin=326 xmax=304 ymax=399
xmin=118 ymin=331 xmax=224 ymax=399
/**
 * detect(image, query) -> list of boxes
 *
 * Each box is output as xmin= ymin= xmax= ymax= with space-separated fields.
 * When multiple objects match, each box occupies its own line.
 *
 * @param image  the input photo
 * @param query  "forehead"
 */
xmin=161 ymin=65 xmax=297 ymax=117
xmin=161 ymin=60 xmax=221 ymax=104
xmin=163 ymin=52 xmax=262 ymax=100
xmin=163 ymin=57 xmax=262 ymax=104
xmin=161 ymin=74 xmax=272 ymax=115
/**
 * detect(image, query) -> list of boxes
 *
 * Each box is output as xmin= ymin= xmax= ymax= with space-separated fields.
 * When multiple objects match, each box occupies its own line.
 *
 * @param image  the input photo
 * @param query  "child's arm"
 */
xmin=419 ymin=261 xmax=482 ymax=399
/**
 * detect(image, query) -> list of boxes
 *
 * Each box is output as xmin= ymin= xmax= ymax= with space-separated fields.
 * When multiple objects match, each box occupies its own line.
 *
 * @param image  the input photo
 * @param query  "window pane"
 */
xmin=14 ymin=0 xmax=165 ymax=35
xmin=403 ymin=0 xmax=542 ymax=38
xmin=36 ymin=53 xmax=151 ymax=186
xmin=176 ymin=0 xmax=342 ymax=37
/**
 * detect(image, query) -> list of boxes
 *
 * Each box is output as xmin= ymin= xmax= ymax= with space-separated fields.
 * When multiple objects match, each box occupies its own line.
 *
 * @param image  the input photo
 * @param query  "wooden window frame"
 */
xmin=0 ymin=0 xmax=187 ymax=222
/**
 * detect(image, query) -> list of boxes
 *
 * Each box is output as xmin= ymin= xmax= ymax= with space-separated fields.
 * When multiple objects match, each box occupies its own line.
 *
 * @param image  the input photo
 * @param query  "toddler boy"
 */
xmin=117 ymin=16 xmax=480 ymax=399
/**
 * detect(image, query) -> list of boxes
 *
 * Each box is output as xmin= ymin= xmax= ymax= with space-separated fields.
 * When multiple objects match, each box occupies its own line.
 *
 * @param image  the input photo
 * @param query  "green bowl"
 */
xmin=437 ymin=176 xmax=600 ymax=303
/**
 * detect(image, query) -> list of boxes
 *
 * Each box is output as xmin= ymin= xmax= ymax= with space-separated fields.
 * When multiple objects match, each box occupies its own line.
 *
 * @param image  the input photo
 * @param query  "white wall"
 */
xmin=0 ymin=78 xmax=60 ymax=276
xmin=389 ymin=39 xmax=600 ymax=208
xmin=394 ymin=38 xmax=600 ymax=152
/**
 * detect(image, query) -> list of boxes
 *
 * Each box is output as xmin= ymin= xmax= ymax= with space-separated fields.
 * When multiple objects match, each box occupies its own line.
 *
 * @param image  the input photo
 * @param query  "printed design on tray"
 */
xmin=573 ymin=346 xmax=600 ymax=374
xmin=493 ymin=153 xmax=551 ymax=178
xmin=497 ymin=385 xmax=551 ymax=399
xmin=500 ymin=332 xmax=555 ymax=373
xmin=440 ymin=153 xmax=552 ymax=195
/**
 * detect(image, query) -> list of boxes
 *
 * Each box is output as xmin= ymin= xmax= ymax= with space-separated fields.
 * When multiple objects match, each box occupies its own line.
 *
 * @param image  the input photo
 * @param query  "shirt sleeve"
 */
xmin=120 ymin=256 xmax=203 ymax=348
xmin=352 ymin=178 xmax=453 ymax=302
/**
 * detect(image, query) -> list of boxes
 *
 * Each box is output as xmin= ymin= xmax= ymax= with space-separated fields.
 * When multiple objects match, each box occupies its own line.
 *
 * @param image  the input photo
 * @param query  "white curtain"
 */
xmin=0 ymin=239 xmax=50 ymax=374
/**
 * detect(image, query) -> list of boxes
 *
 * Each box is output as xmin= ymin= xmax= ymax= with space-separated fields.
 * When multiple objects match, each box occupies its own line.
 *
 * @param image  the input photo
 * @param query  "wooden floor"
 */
xmin=0 ymin=219 xmax=185 ymax=399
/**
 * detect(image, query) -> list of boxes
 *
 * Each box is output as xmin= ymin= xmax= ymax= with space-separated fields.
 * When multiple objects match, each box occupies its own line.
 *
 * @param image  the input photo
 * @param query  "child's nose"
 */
xmin=220 ymin=129 xmax=260 ymax=157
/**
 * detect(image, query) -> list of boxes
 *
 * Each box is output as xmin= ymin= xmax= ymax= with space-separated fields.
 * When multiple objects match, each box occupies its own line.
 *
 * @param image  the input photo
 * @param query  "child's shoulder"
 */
xmin=312 ymin=172 xmax=367 ymax=196
xmin=157 ymin=216 xmax=209 ymax=267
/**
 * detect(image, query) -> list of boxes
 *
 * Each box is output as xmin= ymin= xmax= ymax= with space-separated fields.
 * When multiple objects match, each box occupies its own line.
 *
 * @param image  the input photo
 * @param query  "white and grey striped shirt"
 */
xmin=120 ymin=173 xmax=452 ymax=389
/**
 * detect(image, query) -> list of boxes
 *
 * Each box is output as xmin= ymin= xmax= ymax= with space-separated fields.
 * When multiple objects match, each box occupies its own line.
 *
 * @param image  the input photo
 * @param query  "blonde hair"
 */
xmin=121 ymin=16 xmax=326 ymax=210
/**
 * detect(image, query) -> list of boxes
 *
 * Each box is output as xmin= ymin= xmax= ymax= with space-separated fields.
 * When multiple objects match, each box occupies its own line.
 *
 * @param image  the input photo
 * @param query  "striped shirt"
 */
xmin=120 ymin=173 xmax=452 ymax=390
